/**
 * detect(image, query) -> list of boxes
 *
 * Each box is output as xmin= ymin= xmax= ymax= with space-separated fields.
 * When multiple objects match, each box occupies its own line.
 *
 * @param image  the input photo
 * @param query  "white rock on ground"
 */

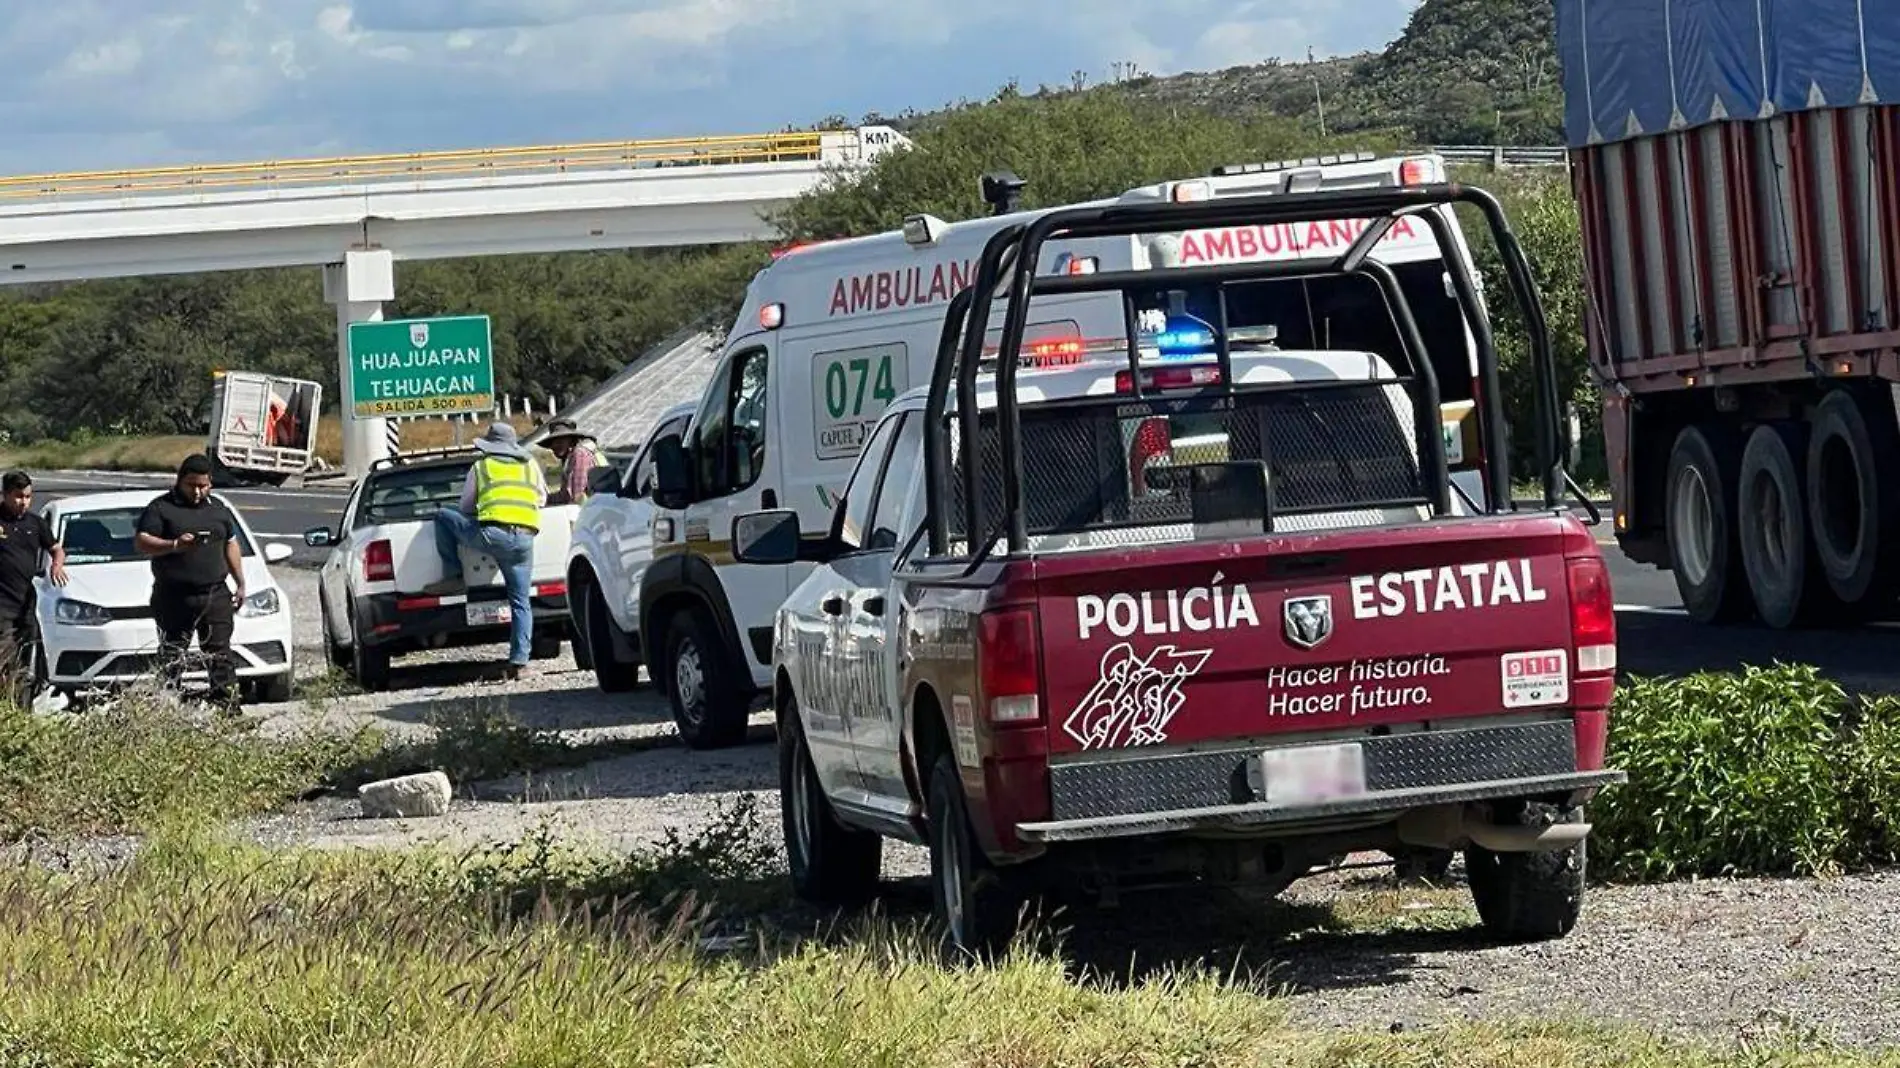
xmin=358 ymin=771 xmax=453 ymax=819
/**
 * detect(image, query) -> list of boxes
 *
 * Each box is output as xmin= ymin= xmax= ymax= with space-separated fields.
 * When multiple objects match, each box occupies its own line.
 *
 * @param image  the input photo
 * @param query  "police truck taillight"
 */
xmin=1566 ymin=554 xmax=1616 ymax=673
xmin=979 ymin=606 xmax=1041 ymax=725
xmin=364 ymin=539 xmax=395 ymax=583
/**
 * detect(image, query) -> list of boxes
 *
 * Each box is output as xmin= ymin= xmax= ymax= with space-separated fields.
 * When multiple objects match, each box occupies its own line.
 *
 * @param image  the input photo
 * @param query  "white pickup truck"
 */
xmin=305 ymin=448 xmax=577 ymax=691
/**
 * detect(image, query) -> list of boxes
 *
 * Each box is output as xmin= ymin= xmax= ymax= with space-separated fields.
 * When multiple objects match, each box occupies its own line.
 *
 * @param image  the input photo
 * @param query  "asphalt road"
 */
xmin=24 ymin=470 xmax=1900 ymax=692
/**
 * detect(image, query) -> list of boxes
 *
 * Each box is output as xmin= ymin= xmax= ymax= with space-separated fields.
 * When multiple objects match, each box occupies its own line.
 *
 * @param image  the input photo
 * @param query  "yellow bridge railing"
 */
xmin=0 ymin=130 xmax=841 ymax=201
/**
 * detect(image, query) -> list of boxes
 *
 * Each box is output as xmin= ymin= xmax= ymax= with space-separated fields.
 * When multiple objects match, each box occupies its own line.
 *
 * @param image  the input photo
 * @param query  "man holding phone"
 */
xmin=135 ymin=454 xmax=246 ymax=712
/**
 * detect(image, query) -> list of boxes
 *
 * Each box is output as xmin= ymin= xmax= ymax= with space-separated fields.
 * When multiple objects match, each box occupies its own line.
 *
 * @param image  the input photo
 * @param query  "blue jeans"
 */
xmin=434 ymin=509 xmax=535 ymax=665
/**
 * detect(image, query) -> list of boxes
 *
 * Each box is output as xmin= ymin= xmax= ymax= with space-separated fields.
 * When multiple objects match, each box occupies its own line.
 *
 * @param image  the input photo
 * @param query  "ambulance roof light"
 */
xmin=902 ymin=213 xmax=949 ymax=246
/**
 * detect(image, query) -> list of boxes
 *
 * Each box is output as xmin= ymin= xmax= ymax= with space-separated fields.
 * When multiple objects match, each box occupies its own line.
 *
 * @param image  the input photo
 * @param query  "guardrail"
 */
xmin=0 ymin=129 xmax=859 ymax=201
xmin=1429 ymin=145 xmax=1570 ymax=168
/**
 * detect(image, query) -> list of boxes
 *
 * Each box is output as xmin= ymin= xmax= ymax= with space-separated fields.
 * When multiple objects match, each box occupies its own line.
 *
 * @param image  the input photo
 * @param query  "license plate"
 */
xmin=466 ymin=601 xmax=511 ymax=627
xmin=1259 ymin=742 xmax=1366 ymax=806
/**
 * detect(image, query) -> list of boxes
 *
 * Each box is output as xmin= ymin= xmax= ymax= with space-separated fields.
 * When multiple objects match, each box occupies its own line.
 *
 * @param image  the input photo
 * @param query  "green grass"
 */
xmin=0 ymin=823 xmax=1882 ymax=1068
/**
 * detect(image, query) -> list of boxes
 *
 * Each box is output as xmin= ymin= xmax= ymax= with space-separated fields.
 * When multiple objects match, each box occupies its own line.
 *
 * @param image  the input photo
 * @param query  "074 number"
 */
xmin=824 ymin=354 xmax=895 ymax=420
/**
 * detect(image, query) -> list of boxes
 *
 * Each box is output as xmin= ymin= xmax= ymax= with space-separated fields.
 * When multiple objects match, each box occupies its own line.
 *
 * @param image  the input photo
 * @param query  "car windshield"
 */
xmin=362 ymin=462 xmax=472 ymax=525
xmin=57 ymin=506 xmax=258 ymax=564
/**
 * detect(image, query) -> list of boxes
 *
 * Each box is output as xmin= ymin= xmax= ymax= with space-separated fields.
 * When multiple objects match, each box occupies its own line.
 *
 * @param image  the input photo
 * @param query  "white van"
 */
xmin=641 ymin=151 xmax=1497 ymax=747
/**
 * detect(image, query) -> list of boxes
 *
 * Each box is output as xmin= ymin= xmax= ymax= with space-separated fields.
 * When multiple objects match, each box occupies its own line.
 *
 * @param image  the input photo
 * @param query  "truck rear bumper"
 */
xmin=1018 ymin=718 xmax=1623 ymax=845
xmin=357 ymin=586 xmax=569 ymax=649
xmin=1014 ymin=769 xmax=1626 ymax=844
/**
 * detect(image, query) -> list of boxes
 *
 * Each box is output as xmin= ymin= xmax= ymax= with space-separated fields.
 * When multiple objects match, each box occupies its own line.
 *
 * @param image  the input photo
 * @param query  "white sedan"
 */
xmin=33 ymin=490 xmax=297 ymax=703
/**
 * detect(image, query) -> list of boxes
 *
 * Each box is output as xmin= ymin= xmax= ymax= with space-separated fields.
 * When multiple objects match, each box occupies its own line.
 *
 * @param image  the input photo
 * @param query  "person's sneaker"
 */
xmin=420 ymin=576 xmax=467 ymax=596
xmin=502 ymin=662 xmax=525 ymax=681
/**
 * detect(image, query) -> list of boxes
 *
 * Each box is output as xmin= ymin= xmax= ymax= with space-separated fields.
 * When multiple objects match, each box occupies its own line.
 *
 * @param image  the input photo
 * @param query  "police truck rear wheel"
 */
xmin=926 ymin=752 xmax=1020 ymax=958
xmin=665 ymin=610 xmax=747 ymax=749
xmin=1465 ymin=802 xmax=1586 ymax=942
xmin=1665 ymin=425 xmax=1749 ymax=623
xmin=781 ymin=705 xmax=881 ymax=904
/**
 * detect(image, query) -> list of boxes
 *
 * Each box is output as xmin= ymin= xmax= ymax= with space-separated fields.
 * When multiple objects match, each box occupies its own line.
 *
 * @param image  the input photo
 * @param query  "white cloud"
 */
xmin=0 ymin=0 xmax=1420 ymax=173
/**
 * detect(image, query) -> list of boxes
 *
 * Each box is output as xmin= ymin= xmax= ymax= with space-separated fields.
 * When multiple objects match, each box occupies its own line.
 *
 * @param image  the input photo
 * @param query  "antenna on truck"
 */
xmin=981 ymin=170 xmax=1027 ymax=216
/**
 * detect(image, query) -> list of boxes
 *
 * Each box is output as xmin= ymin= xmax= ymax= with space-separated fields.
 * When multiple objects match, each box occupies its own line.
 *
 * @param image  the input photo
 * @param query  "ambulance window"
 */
xmin=835 ymin=412 xmax=904 ymax=553
xmin=867 ymin=413 xmax=923 ymax=551
xmin=691 ymin=345 xmax=770 ymax=497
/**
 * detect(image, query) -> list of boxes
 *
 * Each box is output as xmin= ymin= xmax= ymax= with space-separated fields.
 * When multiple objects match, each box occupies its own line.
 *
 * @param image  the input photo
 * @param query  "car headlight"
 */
xmin=239 ymin=588 xmax=281 ymax=617
xmin=54 ymin=598 xmax=111 ymax=626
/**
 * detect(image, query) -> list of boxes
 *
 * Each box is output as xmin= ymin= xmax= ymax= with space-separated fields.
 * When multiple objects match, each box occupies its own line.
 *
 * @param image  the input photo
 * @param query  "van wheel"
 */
xmin=1738 ymin=423 xmax=1826 ymax=628
xmin=1665 ymin=425 xmax=1749 ymax=623
xmin=926 ymin=752 xmax=1021 ymax=958
xmin=347 ymin=605 xmax=391 ymax=692
xmin=781 ymin=704 xmax=881 ymax=904
xmin=585 ymin=583 xmax=642 ymax=693
xmin=664 ymin=609 xmax=748 ymax=749
xmin=1465 ymin=802 xmax=1586 ymax=943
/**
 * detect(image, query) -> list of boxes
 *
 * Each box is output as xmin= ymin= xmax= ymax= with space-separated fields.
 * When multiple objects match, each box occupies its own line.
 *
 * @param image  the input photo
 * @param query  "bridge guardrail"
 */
xmin=0 ymin=128 xmax=888 ymax=201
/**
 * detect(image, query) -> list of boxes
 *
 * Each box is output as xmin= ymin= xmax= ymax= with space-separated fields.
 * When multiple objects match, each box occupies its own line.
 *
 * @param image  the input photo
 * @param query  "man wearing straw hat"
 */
xmin=423 ymin=422 xmax=547 ymax=678
xmin=540 ymin=416 xmax=605 ymax=507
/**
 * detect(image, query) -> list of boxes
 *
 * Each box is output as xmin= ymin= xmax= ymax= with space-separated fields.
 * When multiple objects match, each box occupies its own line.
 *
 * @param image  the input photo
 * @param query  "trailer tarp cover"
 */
xmin=1556 ymin=0 xmax=1900 ymax=147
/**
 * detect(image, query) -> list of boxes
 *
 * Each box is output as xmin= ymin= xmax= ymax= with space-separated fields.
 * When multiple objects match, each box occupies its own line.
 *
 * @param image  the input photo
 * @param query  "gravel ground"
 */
xmin=203 ymin=569 xmax=1900 ymax=1050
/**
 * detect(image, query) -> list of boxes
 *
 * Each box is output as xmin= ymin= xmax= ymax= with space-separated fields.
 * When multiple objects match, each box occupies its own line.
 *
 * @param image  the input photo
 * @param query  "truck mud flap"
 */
xmin=1014 ymin=770 xmax=1626 ymax=844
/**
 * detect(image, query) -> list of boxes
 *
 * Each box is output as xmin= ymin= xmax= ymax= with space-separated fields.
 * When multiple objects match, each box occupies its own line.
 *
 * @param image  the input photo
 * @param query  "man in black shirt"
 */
xmin=135 ymin=454 xmax=246 ymax=711
xmin=0 ymin=471 xmax=67 ymax=708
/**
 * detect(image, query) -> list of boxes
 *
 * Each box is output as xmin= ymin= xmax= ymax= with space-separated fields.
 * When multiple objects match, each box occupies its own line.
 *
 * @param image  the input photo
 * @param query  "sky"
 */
xmin=0 ymin=1 xmax=1424 ymax=175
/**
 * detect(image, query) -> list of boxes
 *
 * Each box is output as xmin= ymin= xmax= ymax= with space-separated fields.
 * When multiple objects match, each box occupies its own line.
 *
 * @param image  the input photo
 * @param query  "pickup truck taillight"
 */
xmin=363 ymin=539 xmax=395 ymax=583
xmin=1567 ymin=555 xmax=1616 ymax=673
xmin=979 ymin=606 xmax=1041 ymax=726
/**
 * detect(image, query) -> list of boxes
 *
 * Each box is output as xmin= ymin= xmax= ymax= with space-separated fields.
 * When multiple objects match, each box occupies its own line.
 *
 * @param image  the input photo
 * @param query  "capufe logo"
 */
xmin=1348 ymin=559 xmax=1547 ymax=619
xmin=1077 ymin=583 xmax=1260 ymax=641
xmin=828 ymin=258 xmax=976 ymax=317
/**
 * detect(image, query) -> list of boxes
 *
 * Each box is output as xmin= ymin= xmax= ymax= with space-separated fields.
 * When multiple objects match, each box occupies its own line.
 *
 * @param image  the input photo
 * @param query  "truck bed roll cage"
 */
xmin=921 ymin=182 xmax=1580 ymax=558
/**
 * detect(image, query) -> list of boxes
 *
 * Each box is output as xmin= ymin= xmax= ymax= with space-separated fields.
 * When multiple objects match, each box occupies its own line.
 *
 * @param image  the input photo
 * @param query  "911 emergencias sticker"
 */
xmin=1500 ymin=649 xmax=1569 ymax=708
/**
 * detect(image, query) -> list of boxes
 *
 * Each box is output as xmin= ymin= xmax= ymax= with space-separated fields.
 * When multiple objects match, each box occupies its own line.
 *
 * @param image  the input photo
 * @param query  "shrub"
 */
xmin=1593 ymin=664 xmax=1900 ymax=880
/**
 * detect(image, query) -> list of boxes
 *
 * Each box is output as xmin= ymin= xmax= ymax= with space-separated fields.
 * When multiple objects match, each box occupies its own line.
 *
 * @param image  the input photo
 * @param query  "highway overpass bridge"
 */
xmin=0 ymin=125 xmax=909 ymax=476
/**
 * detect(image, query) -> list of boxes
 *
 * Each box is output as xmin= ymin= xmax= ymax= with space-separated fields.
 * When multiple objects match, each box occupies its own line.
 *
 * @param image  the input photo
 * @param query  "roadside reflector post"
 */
xmin=322 ymin=249 xmax=396 ymax=482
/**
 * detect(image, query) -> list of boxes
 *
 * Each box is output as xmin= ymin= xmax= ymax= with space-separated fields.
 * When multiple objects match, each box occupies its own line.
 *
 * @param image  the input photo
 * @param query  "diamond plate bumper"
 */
xmin=1022 ymin=719 xmax=1625 ymax=844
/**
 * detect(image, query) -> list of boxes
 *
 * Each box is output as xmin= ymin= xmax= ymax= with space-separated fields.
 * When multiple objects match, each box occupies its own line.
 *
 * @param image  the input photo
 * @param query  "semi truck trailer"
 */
xmin=1557 ymin=0 xmax=1900 ymax=627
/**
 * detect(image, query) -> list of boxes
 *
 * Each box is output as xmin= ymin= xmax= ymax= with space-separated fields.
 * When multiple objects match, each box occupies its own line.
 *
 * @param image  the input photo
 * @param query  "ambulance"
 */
xmin=639 ymin=151 xmax=1498 ymax=748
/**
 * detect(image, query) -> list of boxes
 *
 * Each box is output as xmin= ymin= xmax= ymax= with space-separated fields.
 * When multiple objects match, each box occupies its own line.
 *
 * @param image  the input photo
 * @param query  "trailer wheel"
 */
xmin=1738 ymin=423 xmax=1824 ymax=629
xmin=1665 ymin=425 xmax=1749 ymax=623
xmin=1807 ymin=389 xmax=1900 ymax=609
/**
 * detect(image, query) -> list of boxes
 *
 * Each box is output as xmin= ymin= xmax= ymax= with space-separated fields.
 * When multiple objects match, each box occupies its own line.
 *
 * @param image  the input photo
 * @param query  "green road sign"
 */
xmin=346 ymin=315 xmax=495 ymax=418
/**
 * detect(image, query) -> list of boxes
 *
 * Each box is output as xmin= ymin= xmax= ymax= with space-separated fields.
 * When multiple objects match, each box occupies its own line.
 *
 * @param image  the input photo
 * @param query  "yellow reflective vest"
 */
xmin=474 ymin=455 xmax=543 ymax=531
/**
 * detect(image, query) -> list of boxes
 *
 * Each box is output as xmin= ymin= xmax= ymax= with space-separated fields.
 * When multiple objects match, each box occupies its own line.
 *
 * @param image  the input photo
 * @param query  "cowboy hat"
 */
xmin=538 ymin=416 xmax=593 ymax=445
xmin=472 ymin=421 xmax=531 ymax=460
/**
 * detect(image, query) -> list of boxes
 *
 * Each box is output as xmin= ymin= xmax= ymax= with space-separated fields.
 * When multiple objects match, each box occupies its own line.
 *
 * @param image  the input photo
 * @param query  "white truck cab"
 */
xmin=641 ymin=151 xmax=1496 ymax=748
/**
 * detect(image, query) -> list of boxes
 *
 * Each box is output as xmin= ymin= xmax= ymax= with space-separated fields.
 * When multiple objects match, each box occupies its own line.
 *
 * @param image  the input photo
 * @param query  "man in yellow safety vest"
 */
xmin=422 ymin=422 xmax=548 ymax=677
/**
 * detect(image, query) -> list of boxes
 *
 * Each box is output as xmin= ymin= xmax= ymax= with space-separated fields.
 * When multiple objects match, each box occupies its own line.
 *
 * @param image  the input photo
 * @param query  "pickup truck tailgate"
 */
xmin=382 ymin=504 xmax=580 ymax=594
xmin=1031 ymin=514 xmax=1597 ymax=754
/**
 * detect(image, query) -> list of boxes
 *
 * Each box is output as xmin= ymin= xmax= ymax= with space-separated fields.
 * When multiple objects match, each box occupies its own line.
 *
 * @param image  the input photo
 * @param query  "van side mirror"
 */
xmin=651 ymin=435 xmax=691 ymax=508
xmin=586 ymin=466 xmax=620 ymax=496
xmin=732 ymin=509 xmax=802 ymax=566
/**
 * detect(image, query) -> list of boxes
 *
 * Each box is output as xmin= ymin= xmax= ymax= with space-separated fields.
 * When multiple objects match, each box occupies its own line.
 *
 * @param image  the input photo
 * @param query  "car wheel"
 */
xmin=664 ymin=608 xmax=748 ymax=749
xmin=585 ymin=583 xmax=642 ymax=693
xmin=780 ymin=702 xmax=881 ymax=904
xmin=253 ymin=671 xmax=294 ymax=704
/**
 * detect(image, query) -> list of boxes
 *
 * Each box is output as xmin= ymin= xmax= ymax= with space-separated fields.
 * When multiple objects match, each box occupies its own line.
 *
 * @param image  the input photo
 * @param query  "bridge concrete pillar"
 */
xmin=323 ymin=250 xmax=396 ymax=481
